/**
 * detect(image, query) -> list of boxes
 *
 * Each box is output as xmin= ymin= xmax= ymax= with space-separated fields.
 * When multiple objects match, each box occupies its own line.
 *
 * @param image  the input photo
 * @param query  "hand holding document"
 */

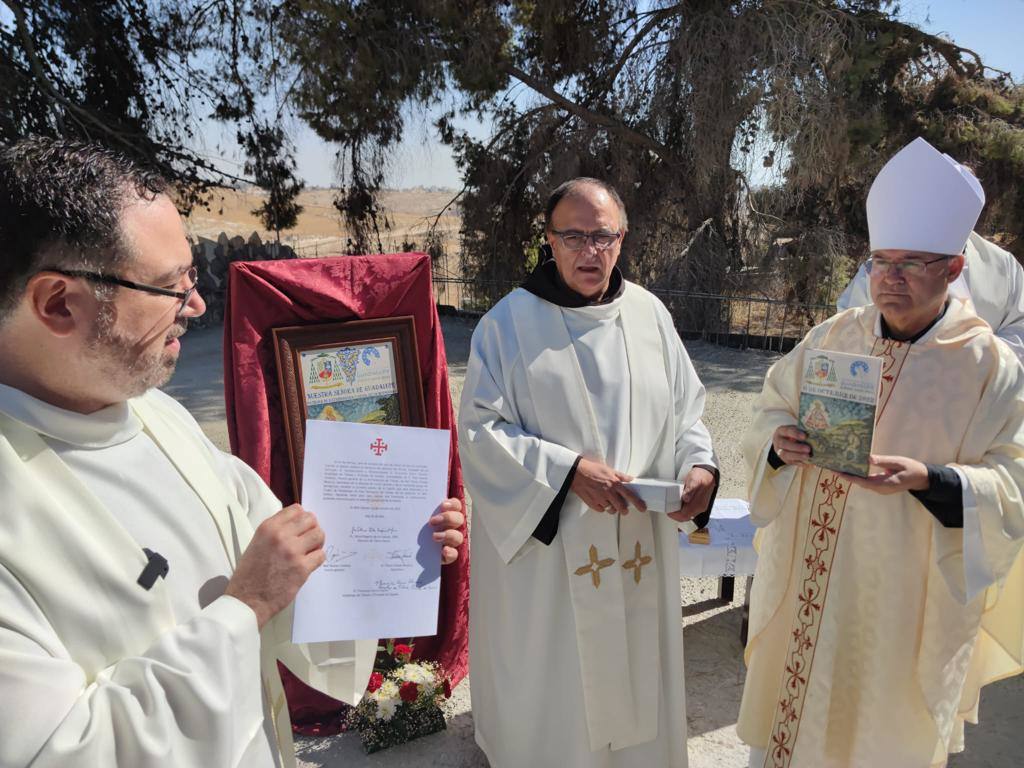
xmin=292 ymin=420 xmax=451 ymax=643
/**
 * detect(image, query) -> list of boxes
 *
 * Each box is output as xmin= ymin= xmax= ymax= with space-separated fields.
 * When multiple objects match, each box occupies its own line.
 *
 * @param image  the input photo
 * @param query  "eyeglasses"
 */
xmin=550 ymin=229 xmax=622 ymax=251
xmin=865 ymin=256 xmax=950 ymax=277
xmin=46 ymin=266 xmax=199 ymax=316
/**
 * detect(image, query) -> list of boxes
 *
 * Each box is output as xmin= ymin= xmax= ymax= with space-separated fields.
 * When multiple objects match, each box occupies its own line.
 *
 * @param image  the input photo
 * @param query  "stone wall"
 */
xmin=191 ymin=232 xmax=297 ymax=327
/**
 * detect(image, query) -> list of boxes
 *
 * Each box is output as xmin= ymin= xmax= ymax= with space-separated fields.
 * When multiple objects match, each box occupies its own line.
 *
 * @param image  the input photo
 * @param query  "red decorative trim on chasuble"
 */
xmin=763 ymin=470 xmax=852 ymax=767
xmin=763 ymin=339 xmax=911 ymax=767
xmin=873 ymin=339 xmax=911 ymax=420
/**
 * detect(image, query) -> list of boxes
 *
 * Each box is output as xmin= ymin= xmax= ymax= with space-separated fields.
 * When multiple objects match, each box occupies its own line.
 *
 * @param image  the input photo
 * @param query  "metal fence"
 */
xmin=432 ymin=276 xmax=835 ymax=353
xmin=291 ymin=237 xmax=351 ymax=258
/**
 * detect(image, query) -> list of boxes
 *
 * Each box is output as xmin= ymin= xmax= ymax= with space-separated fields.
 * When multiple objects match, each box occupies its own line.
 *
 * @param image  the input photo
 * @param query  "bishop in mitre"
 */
xmin=739 ymin=138 xmax=1024 ymax=768
xmin=458 ymin=178 xmax=719 ymax=767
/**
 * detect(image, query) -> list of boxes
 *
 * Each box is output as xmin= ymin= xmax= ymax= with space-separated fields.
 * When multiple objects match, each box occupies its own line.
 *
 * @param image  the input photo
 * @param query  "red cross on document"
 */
xmin=370 ymin=438 xmax=388 ymax=456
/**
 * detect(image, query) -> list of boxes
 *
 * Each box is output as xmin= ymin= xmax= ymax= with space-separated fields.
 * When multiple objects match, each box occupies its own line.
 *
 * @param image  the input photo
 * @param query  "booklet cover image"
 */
xmin=798 ymin=349 xmax=883 ymax=477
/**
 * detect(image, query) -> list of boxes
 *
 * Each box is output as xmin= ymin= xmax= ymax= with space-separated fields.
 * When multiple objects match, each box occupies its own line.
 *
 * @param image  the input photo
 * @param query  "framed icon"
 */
xmin=272 ymin=316 xmax=426 ymax=497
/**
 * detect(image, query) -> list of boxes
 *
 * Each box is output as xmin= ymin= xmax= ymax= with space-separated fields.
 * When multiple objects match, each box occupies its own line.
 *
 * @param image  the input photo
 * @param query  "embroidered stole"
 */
xmin=763 ymin=338 xmax=912 ymax=767
xmin=507 ymin=284 xmax=671 ymax=751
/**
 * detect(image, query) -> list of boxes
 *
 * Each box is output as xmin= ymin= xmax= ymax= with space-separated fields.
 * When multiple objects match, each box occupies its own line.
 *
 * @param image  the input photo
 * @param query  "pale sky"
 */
xmin=194 ymin=0 xmax=1024 ymax=190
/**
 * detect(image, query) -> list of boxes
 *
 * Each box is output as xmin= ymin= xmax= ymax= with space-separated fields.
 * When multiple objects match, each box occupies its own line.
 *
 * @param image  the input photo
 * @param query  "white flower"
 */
xmin=377 ymin=680 xmax=400 ymax=700
xmin=375 ymin=697 xmax=397 ymax=721
xmin=399 ymin=663 xmax=433 ymax=685
xmin=368 ymin=679 xmax=402 ymax=722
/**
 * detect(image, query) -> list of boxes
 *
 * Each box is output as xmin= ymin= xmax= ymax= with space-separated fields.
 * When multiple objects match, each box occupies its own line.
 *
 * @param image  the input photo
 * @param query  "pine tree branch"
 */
xmin=502 ymin=63 xmax=679 ymax=164
xmin=598 ymin=2 xmax=683 ymax=94
xmin=4 ymin=0 xmax=71 ymax=133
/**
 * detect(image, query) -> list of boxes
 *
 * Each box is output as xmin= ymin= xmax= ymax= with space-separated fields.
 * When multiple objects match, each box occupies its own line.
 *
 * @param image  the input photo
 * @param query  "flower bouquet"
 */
xmin=346 ymin=640 xmax=452 ymax=754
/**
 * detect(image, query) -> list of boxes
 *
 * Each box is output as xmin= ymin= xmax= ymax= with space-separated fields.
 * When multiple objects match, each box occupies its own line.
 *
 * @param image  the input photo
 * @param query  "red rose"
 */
xmin=442 ymin=678 xmax=452 ymax=699
xmin=399 ymin=681 xmax=419 ymax=703
xmin=367 ymin=672 xmax=383 ymax=693
xmin=394 ymin=644 xmax=413 ymax=659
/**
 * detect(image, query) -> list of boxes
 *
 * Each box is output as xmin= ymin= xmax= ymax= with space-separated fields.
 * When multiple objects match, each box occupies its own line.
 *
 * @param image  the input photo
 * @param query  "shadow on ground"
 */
xmin=297 ymin=711 xmax=486 ymax=768
xmin=948 ymin=674 xmax=1024 ymax=767
xmin=685 ymin=606 xmax=747 ymax=740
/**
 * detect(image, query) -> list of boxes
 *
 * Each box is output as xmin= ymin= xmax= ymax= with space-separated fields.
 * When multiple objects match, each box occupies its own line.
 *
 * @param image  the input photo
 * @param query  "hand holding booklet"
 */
xmin=797 ymin=349 xmax=882 ymax=477
xmin=292 ymin=420 xmax=451 ymax=643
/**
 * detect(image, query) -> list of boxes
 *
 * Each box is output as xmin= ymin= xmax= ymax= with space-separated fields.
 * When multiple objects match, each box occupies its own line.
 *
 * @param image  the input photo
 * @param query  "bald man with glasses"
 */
xmin=458 ymin=177 xmax=719 ymax=768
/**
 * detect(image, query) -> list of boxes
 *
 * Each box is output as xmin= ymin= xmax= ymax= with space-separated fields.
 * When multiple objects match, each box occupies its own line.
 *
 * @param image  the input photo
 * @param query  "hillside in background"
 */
xmin=184 ymin=187 xmax=461 ymax=258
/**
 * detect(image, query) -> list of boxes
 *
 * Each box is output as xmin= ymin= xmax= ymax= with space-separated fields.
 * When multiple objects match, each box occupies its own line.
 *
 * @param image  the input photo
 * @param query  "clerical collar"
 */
xmin=879 ymin=300 xmax=950 ymax=344
xmin=521 ymin=251 xmax=625 ymax=308
xmin=0 ymin=382 xmax=142 ymax=448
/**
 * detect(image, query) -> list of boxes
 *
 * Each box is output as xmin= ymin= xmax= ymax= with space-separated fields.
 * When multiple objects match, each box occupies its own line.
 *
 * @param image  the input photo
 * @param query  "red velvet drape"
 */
xmin=222 ymin=253 xmax=469 ymax=734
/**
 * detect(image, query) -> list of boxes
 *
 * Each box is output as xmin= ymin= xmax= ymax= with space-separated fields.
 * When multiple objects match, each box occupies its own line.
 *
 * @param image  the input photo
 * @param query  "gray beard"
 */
xmin=87 ymin=303 xmax=183 ymax=398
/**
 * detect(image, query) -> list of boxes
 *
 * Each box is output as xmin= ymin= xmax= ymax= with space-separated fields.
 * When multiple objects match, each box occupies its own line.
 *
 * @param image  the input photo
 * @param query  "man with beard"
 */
xmin=0 ymin=137 xmax=465 ymax=768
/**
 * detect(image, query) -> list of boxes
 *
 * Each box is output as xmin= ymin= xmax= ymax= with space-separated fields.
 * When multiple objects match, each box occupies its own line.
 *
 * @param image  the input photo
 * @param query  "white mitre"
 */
xmin=867 ymin=137 xmax=985 ymax=255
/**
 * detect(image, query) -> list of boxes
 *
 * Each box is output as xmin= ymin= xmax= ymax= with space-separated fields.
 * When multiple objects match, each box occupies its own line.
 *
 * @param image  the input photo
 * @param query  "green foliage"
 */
xmin=0 ymin=1 xmax=284 ymax=212
xmin=5 ymin=0 xmax=1022 ymax=287
xmin=378 ymin=395 xmax=401 ymax=426
xmin=241 ymin=123 xmax=304 ymax=239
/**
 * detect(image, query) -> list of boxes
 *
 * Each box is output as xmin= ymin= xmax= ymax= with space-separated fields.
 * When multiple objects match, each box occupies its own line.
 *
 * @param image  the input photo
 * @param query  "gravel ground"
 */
xmin=167 ymin=317 xmax=1022 ymax=768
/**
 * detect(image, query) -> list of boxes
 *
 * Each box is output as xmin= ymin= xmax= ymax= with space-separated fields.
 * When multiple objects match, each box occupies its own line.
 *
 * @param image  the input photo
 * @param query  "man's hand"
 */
xmin=430 ymin=498 xmax=466 ymax=565
xmin=225 ymin=504 xmax=325 ymax=629
xmin=570 ymin=457 xmax=646 ymax=514
xmin=668 ymin=466 xmax=717 ymax=523
xmin=772 ymin=425 xmax=811 ymax=465
xmin=840 ymin=455 xmax=929 ymax=494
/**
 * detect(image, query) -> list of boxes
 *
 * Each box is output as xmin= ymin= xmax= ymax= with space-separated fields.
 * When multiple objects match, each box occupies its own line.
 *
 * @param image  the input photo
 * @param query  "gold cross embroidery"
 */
xmin=574 ymin=544 xmax=616 ymax=588
xmin=622 ymin=541 xmax=653 ymax=584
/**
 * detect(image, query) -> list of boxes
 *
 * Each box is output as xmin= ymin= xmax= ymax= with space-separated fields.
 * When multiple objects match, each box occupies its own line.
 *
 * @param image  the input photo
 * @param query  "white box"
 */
xmin=624 ymin=478 xmax=683 ymax=512
xmin=624 ymin=478 xmax=698 ymax=534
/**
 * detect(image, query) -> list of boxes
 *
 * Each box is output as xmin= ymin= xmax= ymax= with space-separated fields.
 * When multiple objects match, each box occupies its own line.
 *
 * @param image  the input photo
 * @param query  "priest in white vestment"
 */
xmin=739 ymin=138 xmax=1024 ymax=768
xmin=0 ymin=138 xmax=465 ymax=768
xmin=459 ymin=178 xmax=719 ymax=768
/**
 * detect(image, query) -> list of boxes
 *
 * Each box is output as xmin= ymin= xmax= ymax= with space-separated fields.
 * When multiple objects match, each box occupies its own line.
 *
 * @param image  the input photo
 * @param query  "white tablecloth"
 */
xmin=678 ymin=498 xmax=758 ymax=578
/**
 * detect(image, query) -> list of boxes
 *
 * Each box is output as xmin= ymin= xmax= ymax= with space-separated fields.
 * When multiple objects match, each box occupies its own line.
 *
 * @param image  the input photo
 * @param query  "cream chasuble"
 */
xmin=459 ymin=282 xmax=716 ymax=768
xmin=738 ymin=299 xmax=1024 ymax=768
xmin=0 ymin=387 xmax=375 ymax=768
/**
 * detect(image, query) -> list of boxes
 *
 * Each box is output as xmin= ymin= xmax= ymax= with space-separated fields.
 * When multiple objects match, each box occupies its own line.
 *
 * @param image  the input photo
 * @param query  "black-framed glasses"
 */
xmin=45 ymin=266 xmax=199 ymax=316
xmin=551 ymin=229 xmax=622 ymax=251
xmin=865 ymin=255 xmax=950 ymax=277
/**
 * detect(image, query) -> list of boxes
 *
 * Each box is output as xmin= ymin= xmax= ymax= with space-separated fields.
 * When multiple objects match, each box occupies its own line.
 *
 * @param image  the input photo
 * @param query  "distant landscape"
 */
xmin=184 ymin=187 xmax=463 ymax=259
